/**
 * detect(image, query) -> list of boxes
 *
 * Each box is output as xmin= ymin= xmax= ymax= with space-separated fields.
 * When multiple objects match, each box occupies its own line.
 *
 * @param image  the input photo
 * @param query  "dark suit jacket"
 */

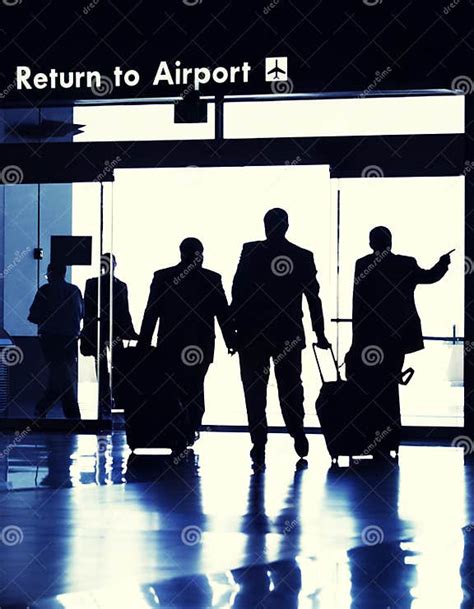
xmin=139 ymin=263 xmax=234 ymax=364
xmin=82 ymin=275 xmax=136 ymax=353
xmin=352 ymin=252 xmax=449 ymax=354
xmin=28 ymin=280 xmax=83 ymax=337
xmin=231 ymin=238 xmax=325 ymax=349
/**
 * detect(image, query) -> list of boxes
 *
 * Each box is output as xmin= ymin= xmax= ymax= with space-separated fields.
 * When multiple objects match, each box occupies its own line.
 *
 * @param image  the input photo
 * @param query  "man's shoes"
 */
xmin=294 ymin=433 xmax=309 ymax=458
xmin=250 ymin=444 xmax=266 ymax=467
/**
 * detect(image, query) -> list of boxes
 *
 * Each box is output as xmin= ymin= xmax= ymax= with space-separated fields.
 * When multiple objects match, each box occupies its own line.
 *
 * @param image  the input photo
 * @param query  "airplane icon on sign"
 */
xmin=268 ymin=60 xmax=286 ymax=79
xmin=265 ymin=57 xmax=288 ymax=82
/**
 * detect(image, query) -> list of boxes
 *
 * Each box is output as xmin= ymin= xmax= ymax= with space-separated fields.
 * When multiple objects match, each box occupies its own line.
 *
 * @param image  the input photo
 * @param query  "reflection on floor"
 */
xmin=0 ymin=431 xmax=472 ymax=608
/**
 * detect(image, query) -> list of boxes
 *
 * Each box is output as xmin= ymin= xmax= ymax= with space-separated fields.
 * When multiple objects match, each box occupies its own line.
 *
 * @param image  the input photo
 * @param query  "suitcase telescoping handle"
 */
xmin=312 ymin=343 xmax=341 ymax=383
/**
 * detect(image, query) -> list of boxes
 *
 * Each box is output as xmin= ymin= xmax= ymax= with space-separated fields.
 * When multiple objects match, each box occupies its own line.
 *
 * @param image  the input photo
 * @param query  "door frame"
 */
xmin=0 ymin=91 xmax=469 ymax=440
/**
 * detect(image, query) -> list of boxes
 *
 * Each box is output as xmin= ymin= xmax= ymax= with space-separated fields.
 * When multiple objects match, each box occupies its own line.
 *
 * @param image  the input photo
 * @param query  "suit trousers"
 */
xmin=239 ymin=344 xmax=305 ymax=447
xmin=95 ymin=339 xmax=124 ymax=416
xmin=164 ymin=355 xmax=210 ymax=437
xmin=37 ymin=335 xmax=81 ymax=419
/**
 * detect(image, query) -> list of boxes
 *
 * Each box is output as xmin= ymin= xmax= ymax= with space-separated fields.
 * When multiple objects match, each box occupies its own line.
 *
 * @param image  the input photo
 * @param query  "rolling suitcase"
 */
xmin=313 ymin=343 xmax=370 ymax=463
xmin=345 ymin=341 xmax=415 ymax=457
xmin=114 ymin=345 xmax=188 ymax=451
xmin=314 ymin=343 xmax=414 ymax=464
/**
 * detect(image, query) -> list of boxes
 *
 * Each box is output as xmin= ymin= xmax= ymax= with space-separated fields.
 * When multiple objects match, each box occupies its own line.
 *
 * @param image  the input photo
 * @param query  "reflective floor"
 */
xmin=0 ymin=431 xmax=473 ymax=608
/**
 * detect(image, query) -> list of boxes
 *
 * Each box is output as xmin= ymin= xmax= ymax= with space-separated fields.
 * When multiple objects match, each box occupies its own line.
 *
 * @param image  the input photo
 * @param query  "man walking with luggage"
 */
xmin=138 ymin=238 xmax=236 ymax=446
xmin=231 ymin=208 xmax=331 ymax=467
xmin=28 ymin=263 xmax=83 ymax=420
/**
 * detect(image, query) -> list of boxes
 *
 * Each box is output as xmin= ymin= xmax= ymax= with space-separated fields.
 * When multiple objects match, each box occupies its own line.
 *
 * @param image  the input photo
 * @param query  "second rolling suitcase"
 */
xmin=313 ymin=343 xmax=413 ymax=463
xmin=114 ymin=345 xmax=188 ymax=452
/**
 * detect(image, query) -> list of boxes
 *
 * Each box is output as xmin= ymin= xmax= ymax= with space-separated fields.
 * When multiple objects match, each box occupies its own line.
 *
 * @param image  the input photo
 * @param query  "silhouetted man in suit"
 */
xmin=139 ymin=238 xmax=235 ymax=444
xmin=231 ymin=208 xmax=330 ymax=466
xmin=82 ymin=253 xmax=137 ymax=420
xmin=349 ymin=226 xmax=451 ymax=453
xmin=28 ymin=263 xmax=83 ymax=419
xmin=352 ymin=226 xmax=451 ymax=356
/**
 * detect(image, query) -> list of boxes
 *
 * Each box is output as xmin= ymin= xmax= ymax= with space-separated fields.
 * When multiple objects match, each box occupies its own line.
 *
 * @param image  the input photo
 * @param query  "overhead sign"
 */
xmin=15 ymin=58 xmax=290 ymax=95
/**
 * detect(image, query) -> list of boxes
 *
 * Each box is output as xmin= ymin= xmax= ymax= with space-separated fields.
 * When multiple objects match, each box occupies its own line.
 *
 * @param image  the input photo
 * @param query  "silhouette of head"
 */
xmin=180 ymin=237 xmax=204 ymax=266
xmin=47 ymin=262 xmax=66 ymax=282
xmin=369 ymin=226 xmax=392 ymax=253
xmin=264 ymin=208 xmax=289 ymax=240
xmin=101 ymin=253 xmax=116 ymax=275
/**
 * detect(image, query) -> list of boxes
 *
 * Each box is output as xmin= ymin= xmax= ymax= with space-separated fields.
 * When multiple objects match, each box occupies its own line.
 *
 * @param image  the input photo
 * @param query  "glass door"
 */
xmin=72 ymin=181 xmax=114 ymax=421
xmin=107 ymin=164 xmax=332 ymax=428
xmin=0 ymin=180 xmax=112 ymax=422
xmin=333 ymin=176 xmax=464 ymax=427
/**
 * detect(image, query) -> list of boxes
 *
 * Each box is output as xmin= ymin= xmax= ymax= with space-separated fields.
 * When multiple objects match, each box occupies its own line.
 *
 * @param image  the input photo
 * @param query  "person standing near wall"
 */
xmin=28 ymin=263 xmax=83 ymax=420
